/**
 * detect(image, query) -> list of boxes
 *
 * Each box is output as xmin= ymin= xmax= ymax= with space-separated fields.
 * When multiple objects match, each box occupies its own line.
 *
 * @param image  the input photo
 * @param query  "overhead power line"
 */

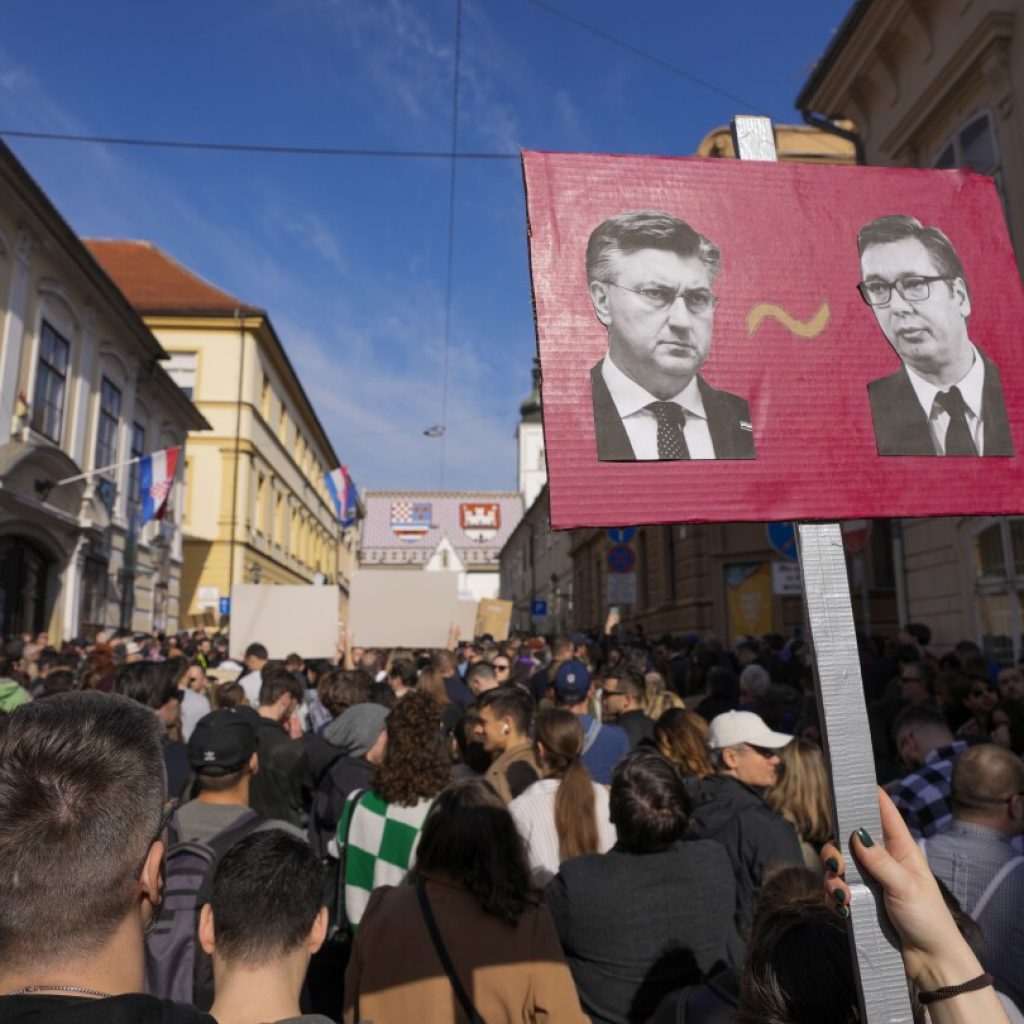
xmin=521 ymin=0 xmax=765 ymax=115
xmin=0 ymin=128 xmax=518 ymax=160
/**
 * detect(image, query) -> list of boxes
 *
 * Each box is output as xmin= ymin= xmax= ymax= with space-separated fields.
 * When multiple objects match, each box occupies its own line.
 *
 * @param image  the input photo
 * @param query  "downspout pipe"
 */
xmin=798 ymin=109 xmax=866 ymax=166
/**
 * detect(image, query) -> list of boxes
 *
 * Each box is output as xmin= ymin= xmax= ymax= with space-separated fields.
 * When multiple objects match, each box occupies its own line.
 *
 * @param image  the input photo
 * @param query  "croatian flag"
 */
xmin=139 ymin=446 xmax=180 ymax=525
xmin=325 ymin=465 xmax=358 ymax=529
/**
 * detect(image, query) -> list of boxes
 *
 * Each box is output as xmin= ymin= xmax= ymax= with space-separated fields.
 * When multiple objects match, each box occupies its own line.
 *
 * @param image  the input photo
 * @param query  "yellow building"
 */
xmin=696 ymin=121 xmax=858 ymax=163
xmin=87 ymin=241 xmax=352 ymax=621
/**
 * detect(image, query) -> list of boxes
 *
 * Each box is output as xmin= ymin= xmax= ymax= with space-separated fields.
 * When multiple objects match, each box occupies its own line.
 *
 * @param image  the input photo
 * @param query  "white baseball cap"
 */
xmin=707 ymin=710 xmax=793 ymax=750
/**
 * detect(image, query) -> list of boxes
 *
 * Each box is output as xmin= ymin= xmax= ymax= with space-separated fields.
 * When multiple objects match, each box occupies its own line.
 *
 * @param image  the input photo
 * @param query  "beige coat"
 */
xmin=485 ymin=740 xmax=540 ymax=804
xmin=343 ymin=874 xmax=589 ymax=1024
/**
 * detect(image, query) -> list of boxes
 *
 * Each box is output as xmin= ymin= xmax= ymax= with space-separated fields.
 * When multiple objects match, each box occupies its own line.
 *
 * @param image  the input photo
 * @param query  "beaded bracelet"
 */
xmin=918 ymin=972 xmax=993 ymax=1006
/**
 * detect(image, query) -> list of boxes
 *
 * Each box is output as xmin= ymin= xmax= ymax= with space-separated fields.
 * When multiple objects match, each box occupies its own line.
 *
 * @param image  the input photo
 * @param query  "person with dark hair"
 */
xmin=476 ymin=684 xmax=540 ymax=803
xmin=890 ymin=703 xmax=968 ymax=838
xmin=696 ymin=666 xmax=741 ymax=723
xmin=343 ymin=779 xmax=587 ymax=1023
xmin=0 ymin=692 xmax=214 ymax=1023
xmin=113 ymin=659 xmax=191 ymax=798
xmin=586 ymin=210 xmax=755 ymax=462
xmin=510 ymin=708 xmax=616 ymax=886
xmin=0 ymin=652 xmax=30 ymax=712
xmin=857 ymin=214 xmax=1012 ymax=457
xmin=691 ymin=711 xmax=802 ymax=964
xmin=386 ymin=657 xmax=417 ymax=699
xmin=238 ymin=643 xmax=269 ymax=706
xmin=465 ymin=660 xmax=498 ymax=698
xmin=991 ymin=698 xmax=1024 ymax=755
xmin=336 ymin=690 xmax=452 ymax=929
xmin=953 ymin=673 xmax=999 ymax=742
xmin=547 ymin=749 xmax=735 ymax=1023
xmin=199 ymin=831 xmax=331 ymax=1024
xmin=250 ymin=667 xmax=306 ymax=826
xmin=600 ymin=666 xmax=655 ymax=748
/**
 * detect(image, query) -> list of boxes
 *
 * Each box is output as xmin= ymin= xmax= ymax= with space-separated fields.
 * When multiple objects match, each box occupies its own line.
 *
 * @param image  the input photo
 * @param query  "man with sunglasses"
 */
xmin=586 ymin=210 xmax=756 ymax=461
xmin=691 ymin=710 xmax=802 ymax=965
xmin=858 ymin=214 xmax=1013 ymax=457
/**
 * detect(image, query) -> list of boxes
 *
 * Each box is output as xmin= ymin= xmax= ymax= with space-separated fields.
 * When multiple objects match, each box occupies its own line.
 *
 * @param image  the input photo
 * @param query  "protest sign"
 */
xmin=523 ymin=146 xmax=1024 ymax=528
xmin=230 ymin=584 xmax=339 ymax=660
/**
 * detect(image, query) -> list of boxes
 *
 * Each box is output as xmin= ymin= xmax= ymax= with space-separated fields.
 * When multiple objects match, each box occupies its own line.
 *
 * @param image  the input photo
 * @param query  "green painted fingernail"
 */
xmin=826 ymin=857 xmax=840 ymax=873
xmin=838 ymin=903 xmax=850 ymax=919
xmin=833 ymin=888 xmax=846 ymax=905
xmin=856 ymin=828 xmax=874 ymax=848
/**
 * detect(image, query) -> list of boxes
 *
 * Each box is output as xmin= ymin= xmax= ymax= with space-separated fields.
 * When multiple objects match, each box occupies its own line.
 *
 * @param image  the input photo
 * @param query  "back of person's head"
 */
xmin=284 ymin=652 xmax=303 ymax=672
xmin=388 ymin=658 xmax=417 ymax=690
xmin=414 ymin=778 xmax=533 ymax=923
xmin=765 ymin=738 xmax=833 ymax=846
xmin=654 ymin=707 xmax=712 ymax=777
xmin=476 ymin=683 xmax=534 ymax=736
xmin=189 ymin=708 xmax=259 ymax=793
xmin=904 ymin=622 xmax=932 ymax=647
xmin=608 ymin=666 xmax=645 ymax=704
xmin=0 ymin=692 xmax=166 ymax=970
xmin=112 ymin=660 xmax=178 ymax=710
xmin=534 ymin=708 xmax=600 ymax=860
xmin=259 ymin=666 xmax=304 ymax=708
xmin=416 ymin=665 xmax=450 ymax=706
xmin=432 ymin=648 xmax=456 ymax=675
xmin=951 ymin=742 xmax=1024 ymax=815
xmin=212 ymin=680 xmax=248 ymax=709
xmin=38 ymin=669 xmax=76 ymax=699
xmin=245 ymin=642 xmax=268 ymax=662
xmin=738 ymin=897 xmax=859 ymax=1024
xmin=892 ymin=702 xmax=953 ymax=747
xmin=202 ymin=830 xmax=325 ymax=966
xmin=550 ymin=635 xmax=573 ymax=661
xmin=374 ymin=689 xmax=452 ymax=805
xmin=318 ymin=668 xmax=372 ymax=717
xmin=740 ymin=663 xmax=771 ymax=699
xmin=465 ymin=661 xmax=498 ymax=694
xmin=707 ymin=666 xmax=740 ymax=702
xmin=609 ymin=749 xmax=690 ymax=853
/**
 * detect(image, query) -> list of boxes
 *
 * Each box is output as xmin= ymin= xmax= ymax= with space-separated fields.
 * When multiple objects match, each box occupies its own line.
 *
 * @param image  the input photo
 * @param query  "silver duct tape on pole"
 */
xmin=729 ymin=115 xmax=913 ymax=1022
xmin=797 ymin=523 xmax=914 ymax=1023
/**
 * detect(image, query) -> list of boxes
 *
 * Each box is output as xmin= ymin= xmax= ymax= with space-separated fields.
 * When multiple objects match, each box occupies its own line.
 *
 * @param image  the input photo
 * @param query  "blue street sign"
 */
xmin=531 ymin=599 xmax=548 ymax=616
xmin=607 ymin=527 xmax=636 ymax=544
xmin=766 ymin=522 xmax=798 ymax=561
xmin=219 ymin=597 xmax=231 ymax=616
xmin=607 ymin=544 xmax=637 ymax=573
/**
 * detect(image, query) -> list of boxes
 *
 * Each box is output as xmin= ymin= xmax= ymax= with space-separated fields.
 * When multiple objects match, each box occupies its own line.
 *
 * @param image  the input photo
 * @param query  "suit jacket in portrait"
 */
xmin=867 ymin=350 xmax=1014 ymax=456
xmin=590 ymin=359 xmax=756 ymax=461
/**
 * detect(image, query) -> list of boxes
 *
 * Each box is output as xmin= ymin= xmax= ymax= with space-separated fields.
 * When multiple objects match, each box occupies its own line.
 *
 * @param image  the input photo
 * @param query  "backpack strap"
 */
xmin=417 ymin=882 xmax=484 ymax=1024
xmin=971 ymin=855 xmax=1024 ymax=920
xmin=581 ymin=716 xmax=602 ymax=755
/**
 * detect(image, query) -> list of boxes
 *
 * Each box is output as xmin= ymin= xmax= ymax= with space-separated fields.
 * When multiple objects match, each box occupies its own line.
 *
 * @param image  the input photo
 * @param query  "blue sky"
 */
xmin=0 ymin=0 xmax=852 ymax=492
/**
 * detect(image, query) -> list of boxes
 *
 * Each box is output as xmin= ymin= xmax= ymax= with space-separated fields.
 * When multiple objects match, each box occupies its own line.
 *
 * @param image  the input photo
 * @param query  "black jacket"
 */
xmin=545 ymin=841 xmax=735 ymax=1024
xmin=690 ymin=775 xmax=802 ymax=964
xmin=590 ymin=360 xmax=756 ymax=461
xmin=867 ymin=351 xmax=1014 ymax=456
xmin=616 ymin=709 xmax=656 ymax=749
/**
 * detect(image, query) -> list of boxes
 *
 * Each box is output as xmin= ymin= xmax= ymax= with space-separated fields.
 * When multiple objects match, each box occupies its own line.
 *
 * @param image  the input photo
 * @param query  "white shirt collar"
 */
xmin=905 ymin=342 xmax=985 ymax=419
xmin=601 ymin=354 xmax=707 ymax=421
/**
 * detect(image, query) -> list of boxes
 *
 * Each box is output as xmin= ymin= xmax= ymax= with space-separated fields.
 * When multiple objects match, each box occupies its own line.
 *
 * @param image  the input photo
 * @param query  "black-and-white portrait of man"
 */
xmin=586 ymin=211 xmax=755 ymax=461
xmin=858 ymin=214 xmax=1013 ymax=457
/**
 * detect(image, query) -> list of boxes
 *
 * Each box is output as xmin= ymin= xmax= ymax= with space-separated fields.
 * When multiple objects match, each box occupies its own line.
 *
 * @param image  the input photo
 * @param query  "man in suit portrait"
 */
xmin=586 ymin=210 xmax=755 ymax=461
xmin=858 ymin=214 xmax=1013 ymax=457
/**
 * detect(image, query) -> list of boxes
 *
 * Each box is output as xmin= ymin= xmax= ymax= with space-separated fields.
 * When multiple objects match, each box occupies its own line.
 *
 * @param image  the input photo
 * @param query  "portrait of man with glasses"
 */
xmin=857 ymin=213 xmax=1013 ymax=457
xmin=585 ymin=210 xmax=756 ymax=461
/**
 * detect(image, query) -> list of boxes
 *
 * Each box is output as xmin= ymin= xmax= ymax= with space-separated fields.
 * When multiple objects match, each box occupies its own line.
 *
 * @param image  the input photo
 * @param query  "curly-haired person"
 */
xmin=335 ymin=689 xmax=453 ymax=928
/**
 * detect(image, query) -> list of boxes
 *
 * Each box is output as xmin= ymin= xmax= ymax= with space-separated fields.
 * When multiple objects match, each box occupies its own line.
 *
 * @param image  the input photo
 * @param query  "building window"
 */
xmin=127 ymin=422 xmax=146 ymax=514
xmin=970 ymin=517 xmax=1024 ymax=665
xmin=31 ymin=321 xmax=70 ymax=442
xmin=95 ymin=377 xmax=121 ymax=469
xmin=934 ymin=112 xmax=1008 ymax=220
xmin=663 ymin=525 xmax=677 ymax=602
xmin=261 ymin=374 xmax=271 ymax=420
xmin=165 ymin=352 xmax=197 ymax=398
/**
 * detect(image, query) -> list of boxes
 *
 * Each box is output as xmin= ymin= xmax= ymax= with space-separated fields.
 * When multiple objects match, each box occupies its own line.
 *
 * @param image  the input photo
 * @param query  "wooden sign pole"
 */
xmin=731 ymin=116 xmax=914 ymax=1023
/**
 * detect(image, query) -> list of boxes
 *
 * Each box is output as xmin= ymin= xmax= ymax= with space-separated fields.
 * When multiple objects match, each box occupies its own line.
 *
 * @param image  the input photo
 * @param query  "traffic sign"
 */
xmin=531 ymin=599 xmax=548 ymax=616
xmin=607 ymin=544 xmax=636 ymax=573
xmin=766 ymin=521 xmax=797 ymax=561
xmin=841 ymin=519 xmax=872 ymax=555
xmin=218 ymin=597 xmax=231 ymax=616
xmin=607 ymin=527 xmax=636 ymax=544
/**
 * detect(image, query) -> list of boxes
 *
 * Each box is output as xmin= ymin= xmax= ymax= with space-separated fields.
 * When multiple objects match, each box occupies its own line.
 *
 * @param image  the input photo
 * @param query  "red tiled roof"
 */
xmin=84 ymin=239 xmax=262 ymax=316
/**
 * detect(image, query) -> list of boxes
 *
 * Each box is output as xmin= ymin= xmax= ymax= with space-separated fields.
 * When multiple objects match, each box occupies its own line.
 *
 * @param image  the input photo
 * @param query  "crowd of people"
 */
xmin=0 ymin=620 xmax=1021 ymax=1023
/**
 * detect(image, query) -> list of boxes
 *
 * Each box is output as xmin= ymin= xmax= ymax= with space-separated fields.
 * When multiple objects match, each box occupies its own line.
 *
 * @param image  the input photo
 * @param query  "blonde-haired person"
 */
xmin=508 ymin=708 xmax=616 ymax=886
xmin=655 ymin=707 xmax=713 ymax=778
xmin=766 ymin=737 xmax=833 ymax=871
xmin=644 ymin=670 xmax=685 ymax=720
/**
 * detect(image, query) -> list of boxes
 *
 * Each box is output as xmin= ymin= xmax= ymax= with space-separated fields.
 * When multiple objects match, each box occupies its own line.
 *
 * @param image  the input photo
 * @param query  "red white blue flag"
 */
xmin=325 ymin=465 xmax=359 ymax=529
xmin=139 ymin=446 xmax=180 ymax=525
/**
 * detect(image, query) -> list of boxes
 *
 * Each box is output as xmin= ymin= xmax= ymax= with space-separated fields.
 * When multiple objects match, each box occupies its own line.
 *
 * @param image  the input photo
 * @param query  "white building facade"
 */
xmin=0 ymin=141 xmax=207 ymax=640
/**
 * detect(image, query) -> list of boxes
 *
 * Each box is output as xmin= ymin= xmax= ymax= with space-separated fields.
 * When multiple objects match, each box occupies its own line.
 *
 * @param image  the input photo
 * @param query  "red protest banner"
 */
xmin=523 ymin=152 xmax=1024 ymax=529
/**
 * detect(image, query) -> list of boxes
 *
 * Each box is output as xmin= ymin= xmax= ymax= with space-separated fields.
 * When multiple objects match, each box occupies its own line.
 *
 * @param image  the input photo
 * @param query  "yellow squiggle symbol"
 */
xmin=747 ymin=301 xmax=830 ymax=338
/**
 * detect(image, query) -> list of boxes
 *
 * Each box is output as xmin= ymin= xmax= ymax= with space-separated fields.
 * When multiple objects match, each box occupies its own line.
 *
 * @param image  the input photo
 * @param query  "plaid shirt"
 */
xmin=890 ymin=741 xmax=969 ymax=838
